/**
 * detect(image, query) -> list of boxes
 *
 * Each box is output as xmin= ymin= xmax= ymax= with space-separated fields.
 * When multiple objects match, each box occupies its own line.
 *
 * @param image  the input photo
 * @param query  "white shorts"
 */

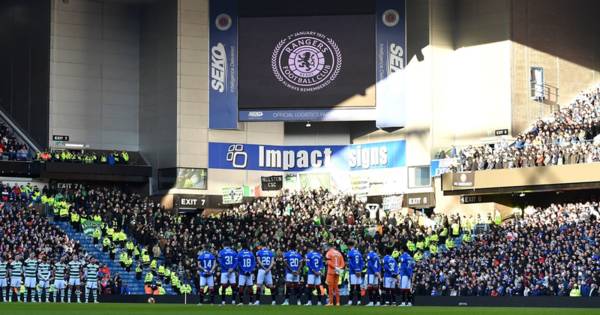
xmin=0 ymin=278 xmax=7 ymax=287
xmin=54 ymin=280 xmax=66 ymax=289
xmin=11 ymin=277 xmax=22 ymax=287
xmin=367 ymin=274 xmax=379 ymax=286
xmin=25 ymin=277 xmax=37 ymax=288
xmin=220 ymin=271 xmax=236 ymax=285
xmin=383 ymin=277 xmax=396 ymax=289
xmin=86 ymin=281 xmax=98 ymax=289
xmin=68 ymin=278 xmax=81 ymax=286
xmin=256 ymin=269 xmax=273 ymax=286
xmin=399 ymin=275 xmax=411 ymax=289
xmin=238 ymin=274 xmax=254 ymax=286
xmin=38 ymin=279 xmax=50 ymax=288
xmin=306 ymin=274 xmax=321 ymax=286
xmin=285 ymin=273 xmax=300 ymax=283
xmin=350 ymin=274 xmax=362 ymax=285
xmin=200 ymin=275 xmax=214 ymax=287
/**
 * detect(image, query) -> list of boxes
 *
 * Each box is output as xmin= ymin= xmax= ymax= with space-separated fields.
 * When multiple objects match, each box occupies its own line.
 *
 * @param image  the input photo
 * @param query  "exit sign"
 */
xmin=53 ymin=135 xmax=70 ymax=141
xmin=495 ymin=129 xmax=509 ymax=136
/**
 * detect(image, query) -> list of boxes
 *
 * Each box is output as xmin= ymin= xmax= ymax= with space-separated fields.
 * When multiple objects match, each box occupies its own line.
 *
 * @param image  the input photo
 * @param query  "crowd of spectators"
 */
xmin=0 ymin=200 xmax=85 ymax=268
xmin=415 ymin=202 xmax=600 ymax=296
xmin=48 ymin=185 xmax=191 ymax=294
xmin=36 ymin=184 xmax=600 ymax=298
xmin=47 ymin=187 xmax=472 ymax=295
xmin=0 ymin=184 xmax=126 ymax=297
xmin=47 ymin=186 xmax=445 ymax=294
xmin=37 ymin=150 xmax=130 ymax=165
xmin=0 ymin=120 xmax=134 ymax=164
xmin=147 ymin=190 xmax=600 ymax=297
xmin=49 ymin=185 xmax=169 ymax=258
xmin=453 ymin=86 xmax=600 ymax=171
xmin=0 ymin=122 xmax=29 ymax=161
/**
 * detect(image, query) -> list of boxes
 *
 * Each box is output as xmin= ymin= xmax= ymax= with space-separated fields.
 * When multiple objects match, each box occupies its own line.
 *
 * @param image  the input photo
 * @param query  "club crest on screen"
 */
xmin=271 ymin=31 xmax=342 ymax=92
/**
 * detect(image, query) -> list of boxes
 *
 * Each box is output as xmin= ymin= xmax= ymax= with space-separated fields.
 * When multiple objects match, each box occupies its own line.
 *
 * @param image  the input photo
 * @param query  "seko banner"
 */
xmin=375 ymin=0 xmax=407 ymax=128
xmin=209 ymin=0 xmax=238 ymax=129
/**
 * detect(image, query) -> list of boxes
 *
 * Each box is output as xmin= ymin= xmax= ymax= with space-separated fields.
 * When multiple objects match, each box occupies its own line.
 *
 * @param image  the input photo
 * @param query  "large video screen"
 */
xmin=238 ymin=15 xmax=375 ymax=109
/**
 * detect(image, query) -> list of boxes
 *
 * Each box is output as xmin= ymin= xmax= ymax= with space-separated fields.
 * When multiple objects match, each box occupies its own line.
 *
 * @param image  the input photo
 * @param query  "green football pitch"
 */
xmin=1 ymin=304 xmax=600 ymax=315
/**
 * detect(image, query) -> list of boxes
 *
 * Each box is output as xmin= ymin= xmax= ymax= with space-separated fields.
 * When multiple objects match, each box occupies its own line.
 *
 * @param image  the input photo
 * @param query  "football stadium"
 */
xmin=0 ymin=0 xmax=600 ymax=314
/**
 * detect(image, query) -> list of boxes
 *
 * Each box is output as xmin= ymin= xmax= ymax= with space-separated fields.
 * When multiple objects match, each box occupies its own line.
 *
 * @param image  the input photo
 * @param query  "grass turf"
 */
xmin=1 ymin=304 xmax=600 ymax=315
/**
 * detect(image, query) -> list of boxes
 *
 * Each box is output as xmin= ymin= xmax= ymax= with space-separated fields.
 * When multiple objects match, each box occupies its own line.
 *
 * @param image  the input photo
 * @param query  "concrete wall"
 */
xmin=49 ymin=0 xmax=140 ymax=150
xmin=444 ymin=0 xmax=512 ymax=145
xmin=176 ymin=0 xmax=209 ymax=169
xmin=284 ymin=122 xmax=350 ymax=146
xmin=511 ymin=0 xmax=600 ymax=134
xmin=429 ymin=0 xmax=457 ymax=153
xmin=139 ymin=0 xmax=178 ymax=187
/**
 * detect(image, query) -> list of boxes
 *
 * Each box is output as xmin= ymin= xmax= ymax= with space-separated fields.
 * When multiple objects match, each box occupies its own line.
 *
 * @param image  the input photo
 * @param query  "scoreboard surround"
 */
xmin=209 ymin=0 xmax=406 ymax=128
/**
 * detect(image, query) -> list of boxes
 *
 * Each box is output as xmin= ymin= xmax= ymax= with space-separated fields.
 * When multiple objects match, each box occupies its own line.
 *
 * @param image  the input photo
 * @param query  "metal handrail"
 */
xmin=530 ymin=82 xmax=560 ymax=99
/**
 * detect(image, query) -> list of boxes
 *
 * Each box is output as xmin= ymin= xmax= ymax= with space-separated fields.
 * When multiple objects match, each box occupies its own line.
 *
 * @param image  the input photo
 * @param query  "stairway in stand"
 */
xmin=49 ymin=220 xmax=175 ymax=295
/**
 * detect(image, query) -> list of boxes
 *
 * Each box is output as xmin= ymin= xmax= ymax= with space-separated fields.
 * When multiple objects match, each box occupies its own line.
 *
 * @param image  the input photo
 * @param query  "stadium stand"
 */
xmin=186 ymin=192 xmax=599 ymax=300
xmin=0 ymin=185 xmax=146 ymax=303
xmin=414 ymin=202 xmax=600 ymax=297
xmin=0 ymin=0 xmax=599 ymax=312
xmin=34 ymin=184 xmax=599 ymax=303
xmin=42 ymin=186 xmax=180 ymax=296
xmin=453 ymin=86 xmax=600 ymax=171
xmin=4 ymin=84 xmax=600 ymax=305
xmin=0 ymin=121 xmax=31 ymax=161
xmin=36 ymin=150 xmax=130 ymax=165
xmin=0 ymin=198 xmax=95 ymax=302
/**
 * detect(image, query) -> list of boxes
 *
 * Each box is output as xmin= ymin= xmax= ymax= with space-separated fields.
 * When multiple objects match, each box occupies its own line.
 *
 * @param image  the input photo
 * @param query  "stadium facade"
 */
xmin=37 ymin=0 xmax=591 ymax=197
xmin=0 ymin=0 xmax=596 ymax=199
xmin=0 ymin=0 xmax=599 ymax=307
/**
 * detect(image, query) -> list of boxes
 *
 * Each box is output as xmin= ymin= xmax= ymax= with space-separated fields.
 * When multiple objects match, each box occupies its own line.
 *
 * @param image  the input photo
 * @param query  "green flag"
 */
xmin=81 ymin=218 xmax=101 ymax=235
